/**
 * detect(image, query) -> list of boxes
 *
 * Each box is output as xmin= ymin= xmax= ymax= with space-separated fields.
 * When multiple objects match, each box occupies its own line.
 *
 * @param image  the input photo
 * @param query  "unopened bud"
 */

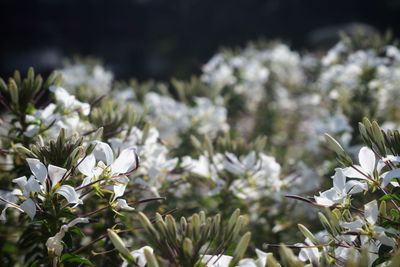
xmin=165 ymin=215 xmax=177 ymax=240
xmin=107 ymin=229 xmax=134 ymax=262
xmin=298 ymin=224 xmax=318 ymax=244
xmin=144 ymin=247 xmax=159 ymax=267
xmin=138 ymin=212 xmax=160 ymax=240
xmin=231 ymin=232 xmax=251 ymax=265
xmin=183 ymin=238 xmax=194 ymax=258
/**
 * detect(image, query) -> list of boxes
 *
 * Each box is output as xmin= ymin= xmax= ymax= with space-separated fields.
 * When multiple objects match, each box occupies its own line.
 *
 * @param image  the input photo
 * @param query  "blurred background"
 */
xmin=1 ymin=0 xmax=400 ymax=80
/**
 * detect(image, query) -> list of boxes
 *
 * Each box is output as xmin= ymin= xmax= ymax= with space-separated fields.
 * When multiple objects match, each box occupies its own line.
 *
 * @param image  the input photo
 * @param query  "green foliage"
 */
xmin=0 ymin=67 xmax=62 ymax=144
xmin=135 ymin=209 xmax=251 ymax=267
xmin=89 ymin=98 xmax=145 ymax=140
xmin=16 ymin=128 xmax=86 ymax=169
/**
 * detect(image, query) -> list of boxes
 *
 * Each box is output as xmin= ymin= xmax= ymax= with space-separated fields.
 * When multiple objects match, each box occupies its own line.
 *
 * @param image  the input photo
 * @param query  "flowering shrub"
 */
xmin=1 ymin=35 xmax=400 ymax=266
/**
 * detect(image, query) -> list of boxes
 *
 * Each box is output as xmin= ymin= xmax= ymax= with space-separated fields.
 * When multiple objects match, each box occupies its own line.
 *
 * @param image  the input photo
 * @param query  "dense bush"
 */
xmin=1 ymin=35 xmax=400 ymax=266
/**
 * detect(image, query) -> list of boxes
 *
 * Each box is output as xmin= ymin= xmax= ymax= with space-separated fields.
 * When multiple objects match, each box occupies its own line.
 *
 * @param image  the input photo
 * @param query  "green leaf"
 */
xmin=60 ymin=253 xmax=94 ymax=266
xmin=68 ymin=226 xmax=85 ymax=237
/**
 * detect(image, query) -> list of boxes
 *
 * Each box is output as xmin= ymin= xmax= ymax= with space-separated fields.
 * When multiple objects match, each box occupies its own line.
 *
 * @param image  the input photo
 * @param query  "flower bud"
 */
xmin=138 ymin=212 xmax=160 ymax=240
xmin=324 ymin=134 xmax=353 ymax=166
xmin=227 ymin=209 xmax=240 ymax=234
xmin=144 ymin=247 xmax=159 ymax=267
xmin=9 ymin=79 xmax=19 ymax=105
xmin=298 ymin=224 xmax=318 ymax=244
xmin=231 ymin=232 xmax=251 ymax=265
xmin=165 ymin=215 xmax=177 ymax=240
xmin=183 ymin=237 xmax=194 ymax=258
xmin=107 ymin=229 xmax=134 ymax=262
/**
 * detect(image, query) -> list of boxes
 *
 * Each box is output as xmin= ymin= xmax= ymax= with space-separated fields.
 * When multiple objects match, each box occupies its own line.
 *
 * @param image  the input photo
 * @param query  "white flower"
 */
xmin=59 ymin=63 xmax=113 ymax=95
xmin=10 ymin=177 xmax=40 ymax=219
xmin=24 ymin=104 xmax=58 ymax=137
xmin=224 ymin=152 xmax=281 ymax=182
xmin=342 ymin=147 xmax=385 ymax=181
xmin=2 ymin=159 xmax=80 ymax=220
xmin=115 ymin=199 xmax=135 ymax=211
xmin=314 ymin=168 xmax=367 ymax=207
xmin=49 ymin=86 xmax=90 ymax=115
xmin=224 ymin=151 xmax=281 ymax=199
xmin=297 ymin=238 xmax=320 ymax=264
xmin=181 ymin=155 xmax=214 ymax=178
xmin=26 ymin=158 xmax=68 ymax=189
xmin=341 ymin=200 xmax=397 ymax=265
xmin=190 ymin=97 xmax=229 ymax=136
xmin=12 ymin=176 xmax=41 ymax=197
xmin=46 ymin=218 xmax=89 ymax=256
xmin=78 ymin=141 xmax=138 ymax=201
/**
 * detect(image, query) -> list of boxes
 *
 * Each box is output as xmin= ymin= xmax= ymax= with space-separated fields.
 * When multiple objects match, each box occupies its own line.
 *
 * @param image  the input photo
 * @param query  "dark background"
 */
xmin=1 ymin=0 xmax=400 ymax=81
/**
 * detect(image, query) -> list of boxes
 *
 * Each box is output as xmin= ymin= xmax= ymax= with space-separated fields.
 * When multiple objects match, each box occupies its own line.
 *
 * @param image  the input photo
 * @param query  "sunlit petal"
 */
xmin=56 ymin=185 xmax=82 ymax=205
xmin=20 ymin=198 xmax=36 ymax=220
xmin=48 ymin=165 xmax=67 ymax=188
xmin=26 ymin=158 xmax=48 ymax=184
xmin=358 ymin=147 xmax=375 ymax=176
xmin=111 ymin=148 xmax=138 ymax=174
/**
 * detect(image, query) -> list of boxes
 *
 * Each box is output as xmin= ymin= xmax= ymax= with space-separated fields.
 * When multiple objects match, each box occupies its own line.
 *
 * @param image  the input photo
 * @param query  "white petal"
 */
xmin=190 ymin=155 xmax=211 ymax=177
xmin=116 ymin=199 xmax=135 ymax=211
xmin=314 ymin=196 xmax=335 ymax=207
xmin=56 ymin=185 xmax=82 ymax=205
xmin=111 ymin=148 xmax=138 ymax=174
xmin=223 ymin=153 xmax=244 ymax=175
xmin=377 ymin=233 xmax=396 ymax=247
xmin=332 ymin=169 xmax=346 ymax=191
xmin=255 ymin=249 xmax=268 ymax=266
xmin=48 ymin=165 xmax=67 ymax=188
xmin=345 ymin=180 xmax=367 ymax=194
xmin=24 ymin=125 xmax=40 ymax=137
xmin=382 ymin=169 xmax=400 ymax=188
xmin=80 ymin=176 xmax=93 ymax=188
xmin=77 ymin=154 xmax=96 ymax=177
xmin=93 ymin=141 xmax=114 ymax=165
xmin=314 ymin=188 xmax=337 ymax=207
xmin=26 ymin=158 xmax=48 ymax=184
xmin=12 ymin=176 xmax=28 ymax=190
xmin=202 ymin=255 xmax=233 ymax=267
xmin=359 ymin=147 xmax=376 ymax=176
xmin=112 ymin=176 xmax=129 ymax=201
xmin=341 ymin=220 xmax=364 ymax=231
xmin=237 ymin=259 xmax=257 ymax=267
xmin=298 ymin=245 xmax=320 ymax=264
xmin=80 ymin=103 xmax=90 ymax=116
xmin=342 ymin=166 xmax=368 ymax=180
xmin=20 ymin=198 xmax=36 ymax=220
xmin=242 ymin=151 xmax=256 ymax=169
xmin=161 ymin=158 xmax=178 ymax=172
xmin=66 ymin=217 xmax=89 ymax=228
xmin=376 ymin=159 xmax=386 ymax=174
xmin=364 ymin=200 xmax=378 ymax=225
xmin=25 ymin=176 xmax=41 ymax=195
xmin=130 ymin=246 xmax=153 ymax=267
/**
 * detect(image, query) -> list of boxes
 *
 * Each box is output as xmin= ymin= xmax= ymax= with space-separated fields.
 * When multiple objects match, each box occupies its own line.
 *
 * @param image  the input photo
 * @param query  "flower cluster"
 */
xmin=1 ymin=34 xmax=400 ymax=266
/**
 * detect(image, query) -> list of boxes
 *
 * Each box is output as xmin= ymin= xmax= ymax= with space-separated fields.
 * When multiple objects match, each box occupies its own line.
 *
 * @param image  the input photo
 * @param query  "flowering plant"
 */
xmin=1 ymin=34 xmax=400 ymax=266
